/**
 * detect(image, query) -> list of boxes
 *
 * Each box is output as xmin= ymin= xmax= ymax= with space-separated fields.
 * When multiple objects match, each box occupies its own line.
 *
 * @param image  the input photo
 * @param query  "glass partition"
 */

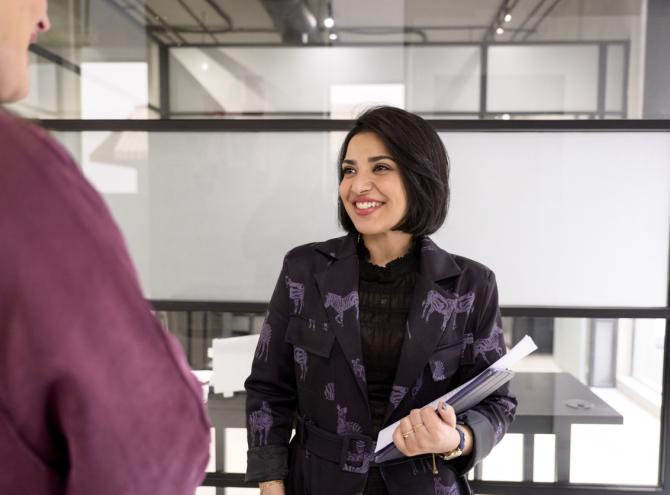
xmin=5 ymin=0 xmax=670 ymax=119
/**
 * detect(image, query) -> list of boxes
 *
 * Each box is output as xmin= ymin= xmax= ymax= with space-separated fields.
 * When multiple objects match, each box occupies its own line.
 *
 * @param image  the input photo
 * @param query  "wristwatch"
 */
xmin=439 ymin=424 xmax=466 ymax=461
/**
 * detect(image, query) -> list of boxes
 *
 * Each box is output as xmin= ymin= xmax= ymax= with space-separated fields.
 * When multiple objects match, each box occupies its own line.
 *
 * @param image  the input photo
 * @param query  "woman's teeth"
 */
xmin=356 ymin=201 xmax=382 ymax=209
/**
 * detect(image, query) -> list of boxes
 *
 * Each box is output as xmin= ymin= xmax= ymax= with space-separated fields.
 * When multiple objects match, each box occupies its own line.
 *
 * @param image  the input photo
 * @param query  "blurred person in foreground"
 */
xmin=0 ymin=1 xmax=210 ymax=494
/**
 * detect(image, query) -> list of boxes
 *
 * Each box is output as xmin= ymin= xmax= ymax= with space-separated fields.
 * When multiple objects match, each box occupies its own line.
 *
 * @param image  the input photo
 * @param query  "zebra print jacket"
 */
xmin=245 ymin=234 xmax=516 ymax=495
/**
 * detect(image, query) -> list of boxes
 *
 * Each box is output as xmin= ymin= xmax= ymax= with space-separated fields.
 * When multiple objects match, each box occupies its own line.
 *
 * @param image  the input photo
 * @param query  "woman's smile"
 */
xmin=353 ymin=196 xmax=385 ymax=216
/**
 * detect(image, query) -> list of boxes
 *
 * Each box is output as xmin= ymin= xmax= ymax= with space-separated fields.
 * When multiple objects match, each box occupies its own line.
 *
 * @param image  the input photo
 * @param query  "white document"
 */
xmin=374 ymin=335 xmax=537 ymax=456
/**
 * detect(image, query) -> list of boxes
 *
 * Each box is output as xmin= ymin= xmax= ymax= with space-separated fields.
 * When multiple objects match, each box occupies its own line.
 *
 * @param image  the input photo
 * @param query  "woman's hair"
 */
xmin=337 ymin=106 xmax=450 ymax=236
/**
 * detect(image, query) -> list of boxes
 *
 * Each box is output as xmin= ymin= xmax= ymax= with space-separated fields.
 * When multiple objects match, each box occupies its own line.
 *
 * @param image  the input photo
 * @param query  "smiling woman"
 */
xmin=0 ymin=0 xmax=50 ymax=102
xmin=245 ymin=106 xmax=517 ymax=495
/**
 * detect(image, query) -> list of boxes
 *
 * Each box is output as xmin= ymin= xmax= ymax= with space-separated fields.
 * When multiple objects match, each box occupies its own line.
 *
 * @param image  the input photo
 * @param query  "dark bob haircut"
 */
xmin=337 ymin=106 xmax=450 ymax=237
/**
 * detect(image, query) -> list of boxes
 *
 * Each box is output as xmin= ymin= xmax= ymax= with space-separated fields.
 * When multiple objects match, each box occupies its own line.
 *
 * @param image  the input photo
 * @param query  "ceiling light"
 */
xmin=501 ymin=113 xmax=511 ymax=120
xmin=504 ymin=13 xmax=512 ymax=23
xmin=324 ymin=17 xmax=335 ymax=28
xmin=329 ymin=33 xmax=338 ymax=41
xmin=496 ymin=27 xmax=504 ymax=35
xmin=200 ymin=62 xmax=209 ymax=71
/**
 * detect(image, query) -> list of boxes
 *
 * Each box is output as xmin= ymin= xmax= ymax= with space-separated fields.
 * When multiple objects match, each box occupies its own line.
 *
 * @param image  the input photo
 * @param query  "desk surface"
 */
xmin=508 ymin=372 xmax=623 ymax=434
xmin=208 ymin=372 xmax=623 ymax=433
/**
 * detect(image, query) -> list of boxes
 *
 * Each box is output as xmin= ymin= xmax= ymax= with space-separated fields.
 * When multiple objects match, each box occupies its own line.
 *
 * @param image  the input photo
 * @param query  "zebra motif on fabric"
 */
xmin=336 ymin=404 xmax=362 ymax=435
xmin=421 ymin=290 xmax=475 ymax=331
xmin=342 ymin=439 xmax=375 ymax=474
xmin=324 ymin=382 xmax=335 ymax=401
xmin=433 ymin=477 xmax=459 ymax=495
xmin=430 ymin=360 xmax=447 ymax=382
xmin=324 ymin=291 xmax=359 ymax=326
xmin=389 ymin=385 xmax=408 ymax=409
xmin=255 ymin=322 xmax=272 ymax=362
xmin=285 ymin=276 xmax=304 ymax=315
xmin=248 ymin=401 xmax=273 ymax=447
xmin=293 ymin=347 xmax=308 ymax=381
xmin=351 ymin=358 xmax=366 ymax=383
xmin=474 ymin=323 xmax=504 ymax=364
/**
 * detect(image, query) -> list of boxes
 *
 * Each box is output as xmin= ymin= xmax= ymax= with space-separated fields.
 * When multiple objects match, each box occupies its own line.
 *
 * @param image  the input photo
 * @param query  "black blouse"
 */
xmin=357 ymin=239 xmax=419 ymax=495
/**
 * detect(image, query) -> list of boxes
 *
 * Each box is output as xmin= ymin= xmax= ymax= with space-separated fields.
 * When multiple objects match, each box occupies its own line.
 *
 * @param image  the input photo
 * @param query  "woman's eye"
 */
xmin=374 ymin=164 xmax=391 ymax=172
xmin=342 ymin=166 xmax=355 ymax=175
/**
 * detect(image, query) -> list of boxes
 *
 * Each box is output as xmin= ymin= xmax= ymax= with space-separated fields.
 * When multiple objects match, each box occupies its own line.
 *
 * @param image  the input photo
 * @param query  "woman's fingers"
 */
xmin=393 ymin=416 xmax=415 ymax=455
xmin=437 ymin=401 xmax=457 ymax=427
xmin=394 ymin=404 xmax=458 ymax=456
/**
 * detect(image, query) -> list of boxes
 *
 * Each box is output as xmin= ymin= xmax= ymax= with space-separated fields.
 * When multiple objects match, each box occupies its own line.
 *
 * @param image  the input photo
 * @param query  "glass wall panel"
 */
xmin=53 ymin=131 xmax=670 ymax=306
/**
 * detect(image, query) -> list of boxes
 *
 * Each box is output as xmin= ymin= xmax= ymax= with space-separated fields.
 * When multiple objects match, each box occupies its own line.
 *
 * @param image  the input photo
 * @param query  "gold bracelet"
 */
xmin=259 ymin=480 xmax=284 ymax=493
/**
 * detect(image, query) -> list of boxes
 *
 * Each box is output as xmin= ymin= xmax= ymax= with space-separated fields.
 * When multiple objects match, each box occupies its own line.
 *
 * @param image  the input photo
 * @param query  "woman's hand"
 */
xmin=392 ymin=401 xmax=461 ymax=456
xmin=258 ymin=481 xmax=285 ymax=495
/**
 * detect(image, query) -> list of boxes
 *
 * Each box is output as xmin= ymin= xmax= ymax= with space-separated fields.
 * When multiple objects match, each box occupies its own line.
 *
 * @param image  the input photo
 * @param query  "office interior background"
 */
xmin=4 ymin=0 xmax=670 ymax=493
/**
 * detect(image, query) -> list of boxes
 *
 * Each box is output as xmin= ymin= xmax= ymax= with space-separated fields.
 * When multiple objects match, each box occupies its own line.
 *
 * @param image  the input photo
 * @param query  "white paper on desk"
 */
xmin=374 ymin=335 xmax=537 ymax=456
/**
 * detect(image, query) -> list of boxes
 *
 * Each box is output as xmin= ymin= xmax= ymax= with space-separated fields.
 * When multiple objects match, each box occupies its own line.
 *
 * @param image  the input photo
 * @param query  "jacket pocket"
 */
xmin=284 ymin=317 xmax=335 ymax=358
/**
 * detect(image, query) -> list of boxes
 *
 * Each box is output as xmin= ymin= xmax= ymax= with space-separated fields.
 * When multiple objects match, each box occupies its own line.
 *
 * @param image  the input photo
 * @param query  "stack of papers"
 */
xmin=374 ymin=335 xmax=537 ymax=463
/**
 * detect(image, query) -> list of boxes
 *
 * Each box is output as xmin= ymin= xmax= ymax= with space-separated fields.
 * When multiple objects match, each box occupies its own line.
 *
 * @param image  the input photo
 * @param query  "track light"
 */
xmin=324 ymin=17 xmax=334 ymax=28
xmin=329 ymin=33 xmax=338 ymax=41
xmin=496 ymin=26 xmax=504 ymax=35
xmin=504 ymin=13 xmax=512 ymax=23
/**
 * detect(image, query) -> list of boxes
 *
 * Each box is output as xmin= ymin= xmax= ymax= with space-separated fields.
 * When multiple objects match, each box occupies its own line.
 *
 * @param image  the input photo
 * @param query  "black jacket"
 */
xmin=245 ymin=234 xmax=516 ymax=495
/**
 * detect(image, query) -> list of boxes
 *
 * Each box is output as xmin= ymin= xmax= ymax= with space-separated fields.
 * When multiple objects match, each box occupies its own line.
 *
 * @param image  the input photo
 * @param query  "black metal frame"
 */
xmin=36 ymin=119 xmax=670 ymax=132
xmin=27 ymin=36 xmax=630 ymax=121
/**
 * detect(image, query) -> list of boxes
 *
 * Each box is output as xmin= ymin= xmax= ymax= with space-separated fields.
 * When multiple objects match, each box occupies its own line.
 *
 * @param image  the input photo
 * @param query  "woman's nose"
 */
xmin=352 ymin=173 xmax=373 ymax=194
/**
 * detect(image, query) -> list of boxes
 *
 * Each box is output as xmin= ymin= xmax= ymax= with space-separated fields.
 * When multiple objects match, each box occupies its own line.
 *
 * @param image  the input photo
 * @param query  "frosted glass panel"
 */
xmin=487 ymin=45 xmax=599 ymax=112
xmin=406 ymin=46 xmax=481 ymax=113
xmin=169 ymin=47 xmax=405 ymax=115
xmin=54 ymin=131 xmax=670 ymax=306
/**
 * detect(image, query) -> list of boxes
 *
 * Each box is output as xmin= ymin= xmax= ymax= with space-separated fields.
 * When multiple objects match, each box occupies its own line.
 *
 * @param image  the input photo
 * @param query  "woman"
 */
xmin=245 ymin=107 xmax=516 ymax=495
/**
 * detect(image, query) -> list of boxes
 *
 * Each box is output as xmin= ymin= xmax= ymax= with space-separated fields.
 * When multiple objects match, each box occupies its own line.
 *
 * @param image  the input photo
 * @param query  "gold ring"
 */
xmin=412 ymin=423 xmax=425 ymax=430
xmin=401 ymin=429 xmax=415 ymax=438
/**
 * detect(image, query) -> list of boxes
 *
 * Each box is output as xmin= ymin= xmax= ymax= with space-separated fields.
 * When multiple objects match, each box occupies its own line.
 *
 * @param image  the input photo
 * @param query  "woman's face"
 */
xmin=0 ymin=0 xmax=50 ymax=103
xmin=339 ymin=131 xmax=408 ymax=236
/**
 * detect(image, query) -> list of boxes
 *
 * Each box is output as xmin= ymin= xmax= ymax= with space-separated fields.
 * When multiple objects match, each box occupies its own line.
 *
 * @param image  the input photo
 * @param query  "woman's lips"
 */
xmin=353 ymin=203 xmax=383 ymax=216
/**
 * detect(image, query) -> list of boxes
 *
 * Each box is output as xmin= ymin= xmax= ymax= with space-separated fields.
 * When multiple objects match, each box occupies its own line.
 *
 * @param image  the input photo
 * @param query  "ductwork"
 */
xmin=260 ymin=0 xmax=321 ymax=44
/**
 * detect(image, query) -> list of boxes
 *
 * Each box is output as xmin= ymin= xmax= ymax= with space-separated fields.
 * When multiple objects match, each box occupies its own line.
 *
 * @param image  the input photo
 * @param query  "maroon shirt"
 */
xmin=0 ymin=112 xmax=210 ymax=494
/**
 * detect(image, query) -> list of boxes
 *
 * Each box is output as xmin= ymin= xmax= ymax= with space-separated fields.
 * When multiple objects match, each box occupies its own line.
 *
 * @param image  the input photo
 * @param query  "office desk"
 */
xmin=507 ymin=372 xmax=623 ymax=482
xmin=207 ymin=372 xmax=623 ymax=483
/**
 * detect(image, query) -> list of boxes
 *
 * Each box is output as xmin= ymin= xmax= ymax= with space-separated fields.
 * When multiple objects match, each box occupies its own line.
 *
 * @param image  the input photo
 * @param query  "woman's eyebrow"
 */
xmin=342 ymin=155 xmax=395 ymax=166
xmin=369 ymin=155 xmax=395 ymax=163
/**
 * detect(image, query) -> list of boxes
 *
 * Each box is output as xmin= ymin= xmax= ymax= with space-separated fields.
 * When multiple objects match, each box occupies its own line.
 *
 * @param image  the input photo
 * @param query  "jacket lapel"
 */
xmin=313 ymin=235 xmax=369 ymax=403
xmin=383 ymin=236 xmax=463 ymax=425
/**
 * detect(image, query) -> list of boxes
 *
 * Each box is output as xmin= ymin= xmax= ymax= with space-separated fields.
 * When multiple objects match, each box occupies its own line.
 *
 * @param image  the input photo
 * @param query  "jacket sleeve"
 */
xmin=244 ymin=255 xmax=297 ymax=482
xmin=450 ymin=270 xmax=517 ymax=475
xmin=0 ymin=127 xmax=211 ymax=495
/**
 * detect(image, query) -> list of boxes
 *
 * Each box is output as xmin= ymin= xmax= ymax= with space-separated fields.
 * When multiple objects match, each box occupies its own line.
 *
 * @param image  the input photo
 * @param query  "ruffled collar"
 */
xmin=357 ymin=237 xmax=419 ymax=281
